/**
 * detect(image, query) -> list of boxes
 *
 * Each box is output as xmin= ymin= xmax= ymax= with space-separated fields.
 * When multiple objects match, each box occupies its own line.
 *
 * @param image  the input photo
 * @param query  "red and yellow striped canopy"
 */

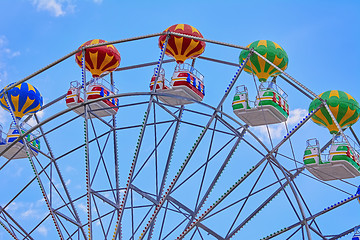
xmin=159 ymin=24 xmax=206 ymax=64
xmin=75 ymin=39 xmax=121 ymax=77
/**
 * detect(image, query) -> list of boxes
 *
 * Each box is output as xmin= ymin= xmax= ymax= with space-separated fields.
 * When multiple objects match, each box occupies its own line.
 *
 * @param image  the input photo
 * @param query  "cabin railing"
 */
xmin=259 ymin=81 xmax=288 ymax=101
xmin=88 ymin=77 xmax=119 ymax=95
xmin=174 ymin=63 xmax=204 ymax=83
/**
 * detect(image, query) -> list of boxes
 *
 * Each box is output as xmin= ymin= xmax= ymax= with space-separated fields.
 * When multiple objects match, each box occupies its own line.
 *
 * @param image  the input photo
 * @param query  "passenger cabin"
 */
xmin=0 ymin=122 xmax=40 ymax=160
xmin=303 ymin=136 xmax=360 ymax=181
xmin=353 ymin=227 xmax=360 ymax=240
xmin=150 ymin=68 xmax=169 ymax=91
xmin=150 ymin=64 xmax=205 ymax=106
xmin=66 ymin=78 xmax=119 ymax=118
xmin=232 ymin=82 xmax=289 ymax=126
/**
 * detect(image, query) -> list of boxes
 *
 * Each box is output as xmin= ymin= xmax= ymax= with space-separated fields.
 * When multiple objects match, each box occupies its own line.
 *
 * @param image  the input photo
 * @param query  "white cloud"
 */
xmin=0 ymin=35 xmax=20 ymax=87
xmin=31 ymin=0 xmax=75 ymax=17
xmin=65 ymin=179 xmax=71 ymax=186
xmin=13 ymin=167 xmax=24 ymax=177
xmin=0 ymin=36 xmax=6 ymax=48
xmin=93 ymin=0 xmax=103 ymax=3
xmin=0 ymin=35 xmax=21 ymax=60
xmin=0 ymin=70 xmax=8 ymax=84
xmin=77 ymin=203 xmax=87 ymax=213
xmin=0 ymin=108 xmax=10 ymax=125
xmin=6 ymin=202 xmax=20 ymax=212
xmin=4 ymin=48 xmax=20 ymax=58
xmin=21 ymin=207 xmax=37 ymax=218
xmin=287 ymin=108 xmax=308 ymax=125
xmin=27 ymin=110 xmax=45 ymax=127
xmin=37 ymin=226 xmax=48 ymax=236
xmin=252 ymin=108 xmax=308 ymax=142
xmin=66 ymin=165 xmax=76 ymax=172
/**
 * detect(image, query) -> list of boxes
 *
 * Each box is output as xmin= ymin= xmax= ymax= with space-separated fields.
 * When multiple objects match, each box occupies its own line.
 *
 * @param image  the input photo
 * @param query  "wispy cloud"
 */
xmin=37 ymin=226 xmax=48 ymax=236
xmin=0 ymin=35 xmax=21 ymax=86
xmin=3 ymin=48 xmax=20 ymax=58
xmin=0 ymin=36 xmax=6 ymax=48
xmin=0 ymin=35 xmax=21 ymax=59
xmin=252 ymin=108 xmax=308 ymax=142
xmin=27 ymin=110 xmax=45 ymax=127
xmin=31 ymin=0 xmax=75 ymax=17
xmin=77 ymin=203 xmax=87 ymax=213
xmin=0 ymin=108 xmax=10 ymax=126
xmin=93 ymin=0 xmax=103 ymax=4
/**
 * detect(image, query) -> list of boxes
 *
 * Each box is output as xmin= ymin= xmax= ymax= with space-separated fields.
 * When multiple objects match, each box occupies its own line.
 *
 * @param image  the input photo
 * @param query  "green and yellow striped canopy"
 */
xmin=239 ymin=40 xmax=289 ymax=82
xmin=309 ymin=90 xmax=360 ymax=134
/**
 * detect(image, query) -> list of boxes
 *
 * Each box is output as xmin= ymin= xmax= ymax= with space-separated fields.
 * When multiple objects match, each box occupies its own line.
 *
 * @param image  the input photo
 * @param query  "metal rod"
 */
xmin=322 ymin=101 xmax=359 ymax=165
xmin=261 ymin=194 xmax=359 ymax=240
xmin=252 ymin=50 xmax=319 ymax=99
xmin=3 ymin=93 xmax=64 ymax=239
xmin=34 ymin=114 xmax=86 ymax=239
xmin=112 ymin=35 xmax=170 ymax=239
xmin=176 ymin=103 xmax=322 ymax=239
xmin=138 ymin=51 xmax=253 ymax=240
xmin=81 ymin=50 xmax=92 ymax=240
xmin=270 ymin=157 xmax=313 ymax=240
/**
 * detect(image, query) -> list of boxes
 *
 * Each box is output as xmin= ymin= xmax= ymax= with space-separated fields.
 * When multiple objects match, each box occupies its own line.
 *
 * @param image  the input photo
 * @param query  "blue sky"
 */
xmin=0 ymin=0 xmax=359 ymax=239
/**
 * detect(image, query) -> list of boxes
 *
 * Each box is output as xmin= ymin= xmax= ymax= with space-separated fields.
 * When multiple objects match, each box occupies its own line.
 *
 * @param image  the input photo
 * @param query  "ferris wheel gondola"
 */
xmin=151 ymin=24 xmax=206 ymax=106
xmin=304 ymin=90 xmax=360 ymax=180
xmin=233 ymin=40 xmax=289 ymax=126
xmin=66 ymin=39 xmax=120 ymax=118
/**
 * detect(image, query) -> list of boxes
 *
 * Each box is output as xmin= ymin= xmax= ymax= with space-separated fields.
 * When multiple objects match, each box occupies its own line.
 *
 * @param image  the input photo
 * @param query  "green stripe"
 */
xmin=341 ymin=112 xmax=359 ymax=126
xmin=239 ymin=40 xmax=289 ymax=81
xmin=311 ymin=114 xmax=328 ymax=127
xmin=263 ymin=40 xmax=275 ymax=73
xmin=258 ymin=100 xmax=288 ymax=118
xmin=304 ymin=158 xmax=316 ymax=165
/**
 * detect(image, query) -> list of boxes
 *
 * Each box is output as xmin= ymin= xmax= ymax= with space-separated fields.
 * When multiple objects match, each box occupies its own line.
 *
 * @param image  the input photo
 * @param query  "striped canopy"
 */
xmin=239 ymin=40 xmax=288 ymax=82
xmin=159 ymin=24 xmax=206 ymax=64
xmin=75 ymin=39 xmax=121 ymax=78
xmin=0 ymin=82 xmax=43 ymax=120
xmin=309 ymin=90 xmax=360 ymax=134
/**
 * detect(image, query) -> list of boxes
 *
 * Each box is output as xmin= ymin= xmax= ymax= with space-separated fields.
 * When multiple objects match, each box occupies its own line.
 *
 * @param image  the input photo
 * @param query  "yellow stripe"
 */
xmin=174 ymin=37 xmax=184 ymax=61
xmin=258 ymin=40 xmax=267 ymax=47
xmin=329 ymin=105 xmax=339 ymax=121
xmin=190 ymin=26 xmax=198 ymax=34
xmin=339 ymin=106 xmax=357 ymax=126
xmin=330 ymin=151 xmax=347 ymax=156
xmin=258 ymin=54 xmax=266 ymax=76
xmin=86 ymin=91 xmax=100 ymax=95
xmin=175 ymin=24 xmax=185 ymax=31
xmin=233 ymin=100 xmax=246 ymax=105
xmin=258 ymin=97 xmax=273 ymax=100
xmin=273 ymin=42 xmax=282 ymax=49
xmin=99 ymin=54 xmax=115 ymax=71
xmin=304 ymin=154 xmax=318 ymax=158
xmin=329 ymin=90 xmax=339 ymax=98
xmin=91 ymin=39 xmax=101 ymax=45
xmin=10 ymin=94 xmax=20 ymax=116
xmin=172 ymin=78 xmax=187 ymax=82
xmin=345 ymin=92 xmax=355 ymax=101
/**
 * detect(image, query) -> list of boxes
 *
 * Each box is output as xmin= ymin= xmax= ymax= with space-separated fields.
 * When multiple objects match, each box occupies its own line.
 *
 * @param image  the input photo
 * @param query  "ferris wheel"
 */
xmin=0 ymin=24 xmax=359 ymax=240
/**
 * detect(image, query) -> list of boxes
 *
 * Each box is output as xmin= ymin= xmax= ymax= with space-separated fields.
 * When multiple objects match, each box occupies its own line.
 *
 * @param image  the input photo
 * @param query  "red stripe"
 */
xmin=172 ymin=80 xmax=204 ymax=98
xmin=75 ymin=39 xmax=120 ymax=76
xmin=158 ymin=24 xmax=205 ymax=61
xmin=185 ymin=41 xmax=205 ymax=58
